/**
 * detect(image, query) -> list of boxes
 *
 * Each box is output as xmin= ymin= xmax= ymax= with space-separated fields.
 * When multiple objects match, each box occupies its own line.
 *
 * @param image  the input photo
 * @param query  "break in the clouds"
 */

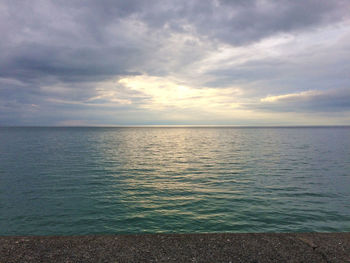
xmin=1 ymin=0 xmax=350 ymax=125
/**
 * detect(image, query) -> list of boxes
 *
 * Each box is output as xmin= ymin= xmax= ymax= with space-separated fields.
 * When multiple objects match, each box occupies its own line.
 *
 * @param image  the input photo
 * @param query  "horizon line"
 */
xmin=1 ymin=125 xmax=350 ymax=128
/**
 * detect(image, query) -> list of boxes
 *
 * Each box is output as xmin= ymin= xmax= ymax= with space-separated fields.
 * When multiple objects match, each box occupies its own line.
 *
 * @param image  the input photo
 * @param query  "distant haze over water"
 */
xmin=0 ymin=127 xmax=349 ymax=235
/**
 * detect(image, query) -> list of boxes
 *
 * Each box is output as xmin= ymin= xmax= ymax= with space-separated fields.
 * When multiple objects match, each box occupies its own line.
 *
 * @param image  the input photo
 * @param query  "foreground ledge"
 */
xmin=1 ymin=233 xmax=349 ymax=262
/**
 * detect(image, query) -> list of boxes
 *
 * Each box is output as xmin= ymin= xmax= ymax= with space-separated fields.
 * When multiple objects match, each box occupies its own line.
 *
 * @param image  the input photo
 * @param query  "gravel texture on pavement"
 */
xmin=1 ymin=233 xmax=349 ymax=262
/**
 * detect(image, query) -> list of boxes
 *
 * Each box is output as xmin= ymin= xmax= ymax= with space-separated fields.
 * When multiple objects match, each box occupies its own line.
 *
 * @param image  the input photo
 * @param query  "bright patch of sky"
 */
xmin=1 ymin=0 xmax=350 ymax=125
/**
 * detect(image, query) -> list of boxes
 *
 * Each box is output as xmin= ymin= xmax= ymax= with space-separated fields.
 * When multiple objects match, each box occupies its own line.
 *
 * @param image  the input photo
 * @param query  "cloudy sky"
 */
xmin=1 ymin=0 xmax=350 ymax=126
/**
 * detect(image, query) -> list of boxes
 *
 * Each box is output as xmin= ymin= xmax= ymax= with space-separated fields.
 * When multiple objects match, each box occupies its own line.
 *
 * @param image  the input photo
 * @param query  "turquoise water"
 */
xmin=0 ymin=127 xmax=349 ymax=235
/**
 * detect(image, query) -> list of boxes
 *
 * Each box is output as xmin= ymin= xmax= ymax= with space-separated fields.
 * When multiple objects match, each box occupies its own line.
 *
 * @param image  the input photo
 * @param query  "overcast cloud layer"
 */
xmin=1 ymin=0 xmax=350 ymax=125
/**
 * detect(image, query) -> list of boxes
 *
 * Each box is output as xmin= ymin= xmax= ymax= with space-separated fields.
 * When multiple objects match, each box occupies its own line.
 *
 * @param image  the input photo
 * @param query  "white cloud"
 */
xmin=261 ymin=90 xmax=321 ymax=103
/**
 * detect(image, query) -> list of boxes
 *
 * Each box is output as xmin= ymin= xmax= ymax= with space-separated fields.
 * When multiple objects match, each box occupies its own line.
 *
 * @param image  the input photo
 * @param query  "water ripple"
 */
xmin=0 ymin=127 xmax=350 ymax=235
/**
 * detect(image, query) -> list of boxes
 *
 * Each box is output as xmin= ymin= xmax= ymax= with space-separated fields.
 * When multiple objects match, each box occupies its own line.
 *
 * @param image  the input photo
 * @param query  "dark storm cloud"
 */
xmin=1 ymin=44 xmax=141 ymax=83
xmin=1 ymin=0 xmax=348 ymax=82
xmin=211 ymin=0 xmax=349 ymax=44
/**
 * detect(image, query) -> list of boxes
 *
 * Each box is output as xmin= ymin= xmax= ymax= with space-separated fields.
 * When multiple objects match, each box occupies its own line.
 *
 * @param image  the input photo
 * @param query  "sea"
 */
xmin=0 ymin=127 xmax=349 ymax=235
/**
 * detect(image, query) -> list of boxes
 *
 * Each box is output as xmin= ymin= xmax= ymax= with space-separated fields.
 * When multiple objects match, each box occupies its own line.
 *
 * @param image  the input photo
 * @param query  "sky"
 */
xmin=1 ymin=0 xmax=350 ymax=126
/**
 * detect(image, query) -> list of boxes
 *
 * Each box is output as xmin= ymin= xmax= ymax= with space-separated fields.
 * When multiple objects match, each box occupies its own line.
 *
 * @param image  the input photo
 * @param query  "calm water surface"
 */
xmin=0 ymin=127 xmax=349 ymax=235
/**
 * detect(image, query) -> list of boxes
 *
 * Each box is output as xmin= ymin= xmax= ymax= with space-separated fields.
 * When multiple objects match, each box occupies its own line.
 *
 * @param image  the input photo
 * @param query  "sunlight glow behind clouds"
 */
xmin=0 ymin=0 xmax=350 ymax=125
xmin=118 ymin=75 xmax=242 ymax=110
xmin=261 ymin=91 xmax=321 ymax=103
